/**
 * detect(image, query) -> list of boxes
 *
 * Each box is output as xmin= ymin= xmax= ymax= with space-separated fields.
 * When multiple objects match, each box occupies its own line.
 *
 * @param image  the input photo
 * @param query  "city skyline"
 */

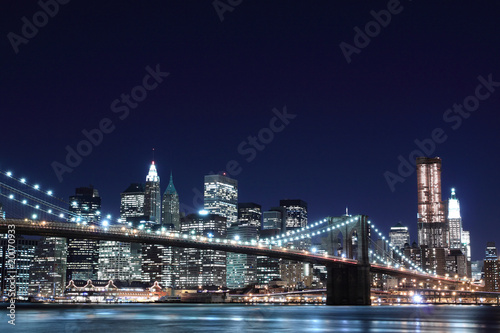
xmin=2 ymin=1 xmax=500 ymax=265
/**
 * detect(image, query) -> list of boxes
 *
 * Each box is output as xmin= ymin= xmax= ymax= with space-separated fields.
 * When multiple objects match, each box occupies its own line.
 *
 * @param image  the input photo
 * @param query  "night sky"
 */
xmin=1 ymin=1 xmax=500 ymax=260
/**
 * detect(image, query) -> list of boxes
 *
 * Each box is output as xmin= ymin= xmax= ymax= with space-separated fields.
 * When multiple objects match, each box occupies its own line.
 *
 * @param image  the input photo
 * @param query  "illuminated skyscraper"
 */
xmin=280 ymin=199 xmax=308 ymax=230
xmin=118 ymin=183 xmax=147 ymax=281
xmin=389 ymin=222 xmax=410 ymax=250
xmin=67 ymin=186 xmax=101 ymax=282
xmin=416 ymin=157 xmax=447 ymax=248
xmin=204 ymin=174 xmax=238 ymax=227
xmin=0 ymin=202 xmax=4 ymax=219
xmin=162 ymin=172 xmax=180 ymax=229
xmin=120 ymin=183 xmax=146 ymax=223
xmin=263 ymin=207 xmax=286 ymax=231
xmin=98 ymin=241 xmax=132 ymax=282
xmin=485 ymin=242 xmax=497 ymax=260
xmin=257 ymin=209 xmax=284 ymax=285
xmin=237 ymin=203 xmax=262 ymax=228
xmin=144 ymin=161 xmax=161 ymax=224
xmin=141 ymin=238 xmax=177 ymax=287
xmin=0 ymin=236 xmax=38 ymax=297
xmin=225 ymin=203 xmax=260 ymax=289
xmin=68 ymin=186 xmax=101 ymax=224
xmin=484 ymin=242 xmax=499 ymax=292
xmin=226 ymin=224 xmax=259 ymax=289
xmin=462 ymin=230 xmax=471 ymax=262
xmin=178 ymin=212 xmax=227 ymax=288
xmin=29 ymin=237 xmax=67 ymax=297
xmin=447 ymin=188 xmax=463 ymax=249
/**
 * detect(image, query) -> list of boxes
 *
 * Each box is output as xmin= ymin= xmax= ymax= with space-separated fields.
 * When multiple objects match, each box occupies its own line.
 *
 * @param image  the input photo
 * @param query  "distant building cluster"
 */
xmin=385 ymin=157 xmax=498 ymax=290
xmin=0 ymin=156 xmax=498 ymax=300
xmin=0 ymin=161 xmax=315 ymax=300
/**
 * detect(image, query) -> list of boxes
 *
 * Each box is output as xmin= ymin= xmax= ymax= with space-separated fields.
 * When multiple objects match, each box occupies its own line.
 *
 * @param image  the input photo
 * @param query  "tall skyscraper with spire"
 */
xmin=162 ymin=172 xmax=180 ymax=230
xmin=447 ymin=188 xmax=463 ymax=249
xmin=144 ymin=161 xmax=161 ymax=224
xmin=416 ymin=157 xmax=447 ymax=248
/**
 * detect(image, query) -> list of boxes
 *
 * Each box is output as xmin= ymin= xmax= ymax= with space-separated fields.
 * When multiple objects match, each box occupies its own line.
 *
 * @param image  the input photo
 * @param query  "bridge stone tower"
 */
xmin=324 ymin=215 xmax=371 ymax=305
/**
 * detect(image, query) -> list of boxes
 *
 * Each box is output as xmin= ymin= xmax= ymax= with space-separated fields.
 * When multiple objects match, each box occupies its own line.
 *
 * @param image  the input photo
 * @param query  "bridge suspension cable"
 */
xmin=367 ymin=220 xmax=432 ymax=274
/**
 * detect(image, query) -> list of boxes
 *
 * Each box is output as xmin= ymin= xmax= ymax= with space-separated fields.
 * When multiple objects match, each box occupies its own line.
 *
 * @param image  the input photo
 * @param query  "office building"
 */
xmin=0 ymin=202 xmax=4 ymax=219
xmin=178 ymin=212 xmax=227 ymax=288
xmin=279 ymin=200 xmax=308 ymax=286
xmin=204 ymin=174 xmax=238 ymax=227
xmin=446 ymin=249 xmax=468 ymax=278
xmin=144 ymin=161 xmax=161 ymax=224
xmin=447 ymin=188 xmax=463 ymax=249
xmin=68 ymin=186 xmax=101 ymax=223
xmin=462 ymin=230 xmax=471 ymax=262
xmin=67 ymin=186 xmax=101 ymax=282
xmin=141 ymin=241 xmax=177 ymax=287
xmin=280 ymin=199 xmax=308 ymax=230
xmin=98 ymin=240 xmax=132 ymax=282
xmin=120 ymin=183 xmax=146 ymax=224
xmin=226 ymin=224 xmax=259 ymax=289
xmin=262 ymin=207 xmax=286 ymax=232
xmin=256 ymin=228 xmax=282 ymax=285
xmin=416 ymin=157 xmax=448 ymax=248
xmin=113 ymin=183 xmax=148 ymax=282
xmin=0 ymin=236 xmax=38 ymax=297
xmin=29 ymin=237 xmax=67 ymax=297
xmin=484 ymin=242 xmax=499 ymax=292
xmin=485 ymin=242 xmax=497 ymax=259
xmin=238 ymin=202 xmax=262 ymax=228
xmin=162 ymin=172 xmax=180 ymax=230
xmin=389 ymin=222 xmax=410 ymax=250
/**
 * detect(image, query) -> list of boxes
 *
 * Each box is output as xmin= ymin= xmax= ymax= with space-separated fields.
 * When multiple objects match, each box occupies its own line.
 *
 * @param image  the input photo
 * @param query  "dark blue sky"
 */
xmin=1 ymin=1 xmax=500 ymax=260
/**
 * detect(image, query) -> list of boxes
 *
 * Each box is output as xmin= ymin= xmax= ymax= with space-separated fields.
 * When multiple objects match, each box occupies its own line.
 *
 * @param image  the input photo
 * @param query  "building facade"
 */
xmin=416 ymin=157 xmax=448 ymax=248
xmin=161 ymin=172 xmax=180 ymax=230
xmin=0 ymin=236 xmax=38 ymax=298
xmin=484 ymin=242 xmax=499 ymax=292
xmin=389 ymin=222 xmax=410 ymax=250
xmin=226 ymin=224 xmax=259 ymax=289
xmin=237 ymin=202 xmax=262 ymax=228
xmin=120 ymin=183 xmax=146 ymax=224
xmin=29 ymin=237 xmax=67 ymax=297
xmin=280 ymin=199 xmax=308 ymax=230
xmin=178 ymin=213 xmax=227 ymax=288
xmin=447 ymin=188 xmax=463 ymax=249
xmin=67 ymin=186 xmax=101 ymax=282
xmin=144 ymin=161 xmax=161 ymax=224
xmin=204 ymin=174 xmax=238 ymax=227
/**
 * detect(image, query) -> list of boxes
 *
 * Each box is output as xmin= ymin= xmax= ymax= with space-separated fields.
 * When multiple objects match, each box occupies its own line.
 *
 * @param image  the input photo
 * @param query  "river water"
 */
xmin=2 ymin=303 xmax=500 ymax=332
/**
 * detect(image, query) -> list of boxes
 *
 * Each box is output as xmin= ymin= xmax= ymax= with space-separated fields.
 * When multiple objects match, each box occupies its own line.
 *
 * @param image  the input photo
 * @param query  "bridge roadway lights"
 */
xmin=326 ymin=263 xmax=371 ymax=305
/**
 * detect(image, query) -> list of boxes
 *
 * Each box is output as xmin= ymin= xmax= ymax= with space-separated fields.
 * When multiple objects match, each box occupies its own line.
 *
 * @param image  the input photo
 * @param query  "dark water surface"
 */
xmin=2 ymin=303 xmax=500 ymax=332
